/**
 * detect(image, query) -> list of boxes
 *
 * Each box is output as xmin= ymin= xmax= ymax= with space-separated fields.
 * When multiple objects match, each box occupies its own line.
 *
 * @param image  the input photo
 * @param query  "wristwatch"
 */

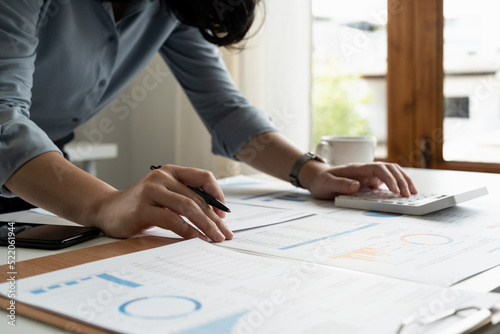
xmin=289 ymin=152 xmax=326 ymax=188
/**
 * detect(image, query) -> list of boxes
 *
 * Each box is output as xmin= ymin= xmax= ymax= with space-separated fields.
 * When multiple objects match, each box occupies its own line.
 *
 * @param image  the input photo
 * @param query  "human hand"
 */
xmin=92 ymin=164 xmax=233 ymax=241
xmin=305 ymin=162 xmax=418 ymax=200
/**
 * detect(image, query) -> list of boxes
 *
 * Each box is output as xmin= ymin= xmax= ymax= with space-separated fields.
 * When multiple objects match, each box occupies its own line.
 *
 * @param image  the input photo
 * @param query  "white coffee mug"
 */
xmin=316 ymin=135 xmax=376 ymax=165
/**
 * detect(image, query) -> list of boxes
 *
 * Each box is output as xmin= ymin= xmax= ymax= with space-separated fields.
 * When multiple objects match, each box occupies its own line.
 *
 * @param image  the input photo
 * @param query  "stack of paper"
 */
xmin=2 ymin=175 xmax=500 ymax=333
xmin=1 ymin=239 xmax=498 ymax=333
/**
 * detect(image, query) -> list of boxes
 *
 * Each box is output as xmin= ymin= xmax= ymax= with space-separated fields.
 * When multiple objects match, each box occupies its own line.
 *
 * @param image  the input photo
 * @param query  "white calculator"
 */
xmin=335 ymin=186 xmax=488 ymax=215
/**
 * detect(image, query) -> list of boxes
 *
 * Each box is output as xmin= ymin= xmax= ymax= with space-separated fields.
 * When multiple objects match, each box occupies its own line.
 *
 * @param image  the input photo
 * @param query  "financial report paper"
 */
xmin=221 ymin=207 xmax=500 ymax=287
xmin=1 ymin=239 xmax=498 ymax=334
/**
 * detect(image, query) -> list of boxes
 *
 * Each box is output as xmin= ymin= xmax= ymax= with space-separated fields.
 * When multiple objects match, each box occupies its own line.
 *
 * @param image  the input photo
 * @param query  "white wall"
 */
xmin=73 ymin=54 xmax=178 ymax=190
xmin=73 ymin=53 xmax=242 ymax=190
xmin=260 ymin=0 xmax=312 ymax=150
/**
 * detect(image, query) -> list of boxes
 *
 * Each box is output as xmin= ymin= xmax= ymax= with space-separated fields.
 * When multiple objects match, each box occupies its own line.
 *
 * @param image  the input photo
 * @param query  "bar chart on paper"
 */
xmin=332 ymin=247 xmax=392 ymax=263
xmin=28 ymin=272 xmax=140 ymax=295
xmin=19 ymin=267 xmax=256 ymax=333
xmin=24 ymin=272 xmax=235 ymax=329
xmin=4 ymin=242 xmax=273 ymax=334
xmin=3 ymin=239 xmax=500 ymax=334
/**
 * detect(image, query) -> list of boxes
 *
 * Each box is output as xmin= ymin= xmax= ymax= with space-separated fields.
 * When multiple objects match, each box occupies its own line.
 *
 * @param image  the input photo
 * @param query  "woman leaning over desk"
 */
xmin=0 ymin=0 xmax=417 ymax=242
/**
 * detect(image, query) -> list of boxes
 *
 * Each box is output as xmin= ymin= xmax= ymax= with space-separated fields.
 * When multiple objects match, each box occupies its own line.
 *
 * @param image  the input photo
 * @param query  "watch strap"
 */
xmin=289 ymin=152 xmax=325 ymax=188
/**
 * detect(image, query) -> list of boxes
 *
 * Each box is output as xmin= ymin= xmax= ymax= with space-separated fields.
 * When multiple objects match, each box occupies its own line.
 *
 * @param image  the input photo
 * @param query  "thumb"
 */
xmin=331 ymin=176 xmax=360 ymax=194
xmin=311 ymin=174 xmax=360 ymax=199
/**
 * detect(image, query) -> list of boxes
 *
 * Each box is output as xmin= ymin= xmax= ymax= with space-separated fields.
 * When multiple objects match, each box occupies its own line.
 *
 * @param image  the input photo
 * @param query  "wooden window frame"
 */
xmin=386 ymin=0 xmax=500 ymax=173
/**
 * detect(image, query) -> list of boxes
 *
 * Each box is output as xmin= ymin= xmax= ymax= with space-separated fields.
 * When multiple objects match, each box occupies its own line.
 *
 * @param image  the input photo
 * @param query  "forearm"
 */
xmin=235 ymin=132 xmax=328 ymax=190
xmin=5 ymin=152 xmax=234 ymax=241
xmin=4 ymin=152 xmax=115 ymax=227
xmin=235 ymin=132 xmax=416 ymax=199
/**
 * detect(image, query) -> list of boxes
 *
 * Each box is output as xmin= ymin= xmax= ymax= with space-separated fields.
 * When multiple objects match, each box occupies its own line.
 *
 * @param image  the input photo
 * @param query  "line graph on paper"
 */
xmin=332 ymin=247 xmax=392 ymax=263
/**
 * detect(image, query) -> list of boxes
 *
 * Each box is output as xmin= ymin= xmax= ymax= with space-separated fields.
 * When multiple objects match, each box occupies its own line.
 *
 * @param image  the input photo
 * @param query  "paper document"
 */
xmin=143 ymin=202 xmax=311 ymax=239
xmin=1 ymin=239 xmax=498 ymax=334
xmin=221 ymin=209 xmax=500 ymax=286
xmin=29 ymin=208 xmax=57 ymax=216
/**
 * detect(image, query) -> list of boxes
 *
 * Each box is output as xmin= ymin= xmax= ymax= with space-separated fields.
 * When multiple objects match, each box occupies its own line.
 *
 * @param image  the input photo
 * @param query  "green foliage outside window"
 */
xmin=312 ymin=60 xmax=372 ymax=149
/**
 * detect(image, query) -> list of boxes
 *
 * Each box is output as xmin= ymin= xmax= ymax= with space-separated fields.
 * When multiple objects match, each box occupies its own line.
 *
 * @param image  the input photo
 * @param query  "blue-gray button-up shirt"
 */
xmin=0 ymin=0 xmax=277 ymax=196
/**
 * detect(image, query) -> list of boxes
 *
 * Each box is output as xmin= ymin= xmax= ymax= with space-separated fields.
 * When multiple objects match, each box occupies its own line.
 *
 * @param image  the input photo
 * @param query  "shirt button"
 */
xmin=98 ymin=79 xmax=107 ymax=87
xmin=72 ymin=117 xmax=80 ymax=123
xmin=107 ymin=35 xmax=117 ymax=43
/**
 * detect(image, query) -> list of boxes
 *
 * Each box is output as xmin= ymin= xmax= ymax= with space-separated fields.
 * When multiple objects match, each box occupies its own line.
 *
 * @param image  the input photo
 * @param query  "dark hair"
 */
xmin=100 ymin=0 xmax=261 ymax=47
xmin=165 ymin=0 xmax=261 ymax=47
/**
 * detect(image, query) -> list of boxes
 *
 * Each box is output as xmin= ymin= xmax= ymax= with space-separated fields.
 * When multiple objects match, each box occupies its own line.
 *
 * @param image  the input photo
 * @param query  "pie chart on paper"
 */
xmin=400 ymin=234 xmax=454 ymax=245
xmin=118 ymin=295 xmax=201 ymax=320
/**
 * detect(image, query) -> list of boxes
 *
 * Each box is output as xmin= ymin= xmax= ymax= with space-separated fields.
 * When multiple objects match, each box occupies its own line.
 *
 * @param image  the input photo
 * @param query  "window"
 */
xmin=386 ymin=0 xmax=500 ymax=172
xmin=312 ymin=0 xmax=388 ymax=159
xmin=229 ymin=0 xmax=500 ymax=174
xmin=442 ymin=0 xmax=500 ymax=164
xmin=312 ymin=0 xmax=500 ymax=172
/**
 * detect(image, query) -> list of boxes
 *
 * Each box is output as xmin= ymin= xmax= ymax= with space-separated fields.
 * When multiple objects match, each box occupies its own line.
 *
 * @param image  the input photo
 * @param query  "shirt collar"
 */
xmin=100 ymin=0 xmax=150 ymax=23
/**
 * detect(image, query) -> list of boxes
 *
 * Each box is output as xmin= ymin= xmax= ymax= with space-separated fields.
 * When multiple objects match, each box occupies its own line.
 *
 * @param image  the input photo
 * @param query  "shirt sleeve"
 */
xmin=0 ymin=0 xmax=61 ymax=197
xmin=159 ymin=22 xmax=278 ymax=159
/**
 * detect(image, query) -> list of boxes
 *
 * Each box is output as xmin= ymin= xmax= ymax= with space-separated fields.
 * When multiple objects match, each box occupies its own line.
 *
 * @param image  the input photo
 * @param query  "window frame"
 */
xmin=386 ymin=0 xmax=500 ymax=173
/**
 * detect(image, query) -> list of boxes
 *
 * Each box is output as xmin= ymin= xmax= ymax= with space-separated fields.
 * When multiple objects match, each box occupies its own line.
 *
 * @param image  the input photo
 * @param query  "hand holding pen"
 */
xmin=94 ymin=164 xmax=233 ymax=241
xmin=151 ymin=166 xmax=231 ymax=213
xmin=148 ymin=165 xmax=232 ymax=242
xmin=185 ymin=185 xmax=231 ymax=213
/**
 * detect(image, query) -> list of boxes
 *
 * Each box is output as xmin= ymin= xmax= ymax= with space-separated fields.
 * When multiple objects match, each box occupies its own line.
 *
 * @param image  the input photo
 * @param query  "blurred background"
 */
xmin=73 ymin=0 xmax=500 ymax=190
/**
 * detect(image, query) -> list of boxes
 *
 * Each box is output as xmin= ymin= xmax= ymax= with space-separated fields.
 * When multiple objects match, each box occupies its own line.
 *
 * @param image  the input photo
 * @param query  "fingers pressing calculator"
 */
xmin=335 ymin=186 xmax=488 ymax=215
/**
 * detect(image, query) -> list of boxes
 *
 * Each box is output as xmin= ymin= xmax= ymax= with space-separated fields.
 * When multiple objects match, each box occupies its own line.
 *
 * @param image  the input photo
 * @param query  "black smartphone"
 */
xmin=0 ymin=221 xmax=101 ymax=250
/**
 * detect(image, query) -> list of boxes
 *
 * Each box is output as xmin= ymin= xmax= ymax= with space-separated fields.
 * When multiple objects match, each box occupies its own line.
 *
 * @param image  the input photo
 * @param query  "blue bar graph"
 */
xmin=97 ymin=273 xmax=142 ymax=288
xmin=29 ymin=273 xmax=141 ymax=295
xmin=31 ymin=289 xmax=46 ymax=295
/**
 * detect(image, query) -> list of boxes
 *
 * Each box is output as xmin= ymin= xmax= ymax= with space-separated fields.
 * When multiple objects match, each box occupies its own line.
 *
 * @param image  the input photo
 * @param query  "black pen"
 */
xmin=186 ymin=185 xmax=231 ymax=213
xmin=150 ymin=165 xmax=231 ymax=213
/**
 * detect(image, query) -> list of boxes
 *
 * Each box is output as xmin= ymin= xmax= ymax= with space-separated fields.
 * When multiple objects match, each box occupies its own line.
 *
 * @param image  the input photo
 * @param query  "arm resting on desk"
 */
xmin=235 ymin=132 xmax=417 ymax=199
